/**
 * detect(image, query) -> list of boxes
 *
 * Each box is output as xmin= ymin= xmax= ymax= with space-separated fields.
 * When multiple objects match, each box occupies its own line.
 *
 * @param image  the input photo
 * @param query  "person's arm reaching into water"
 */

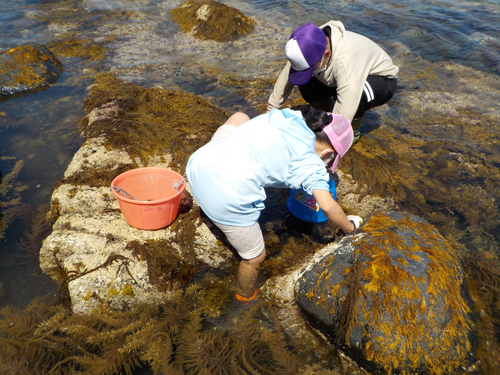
xmin=312 ymin=189 xmax=362 ymax=234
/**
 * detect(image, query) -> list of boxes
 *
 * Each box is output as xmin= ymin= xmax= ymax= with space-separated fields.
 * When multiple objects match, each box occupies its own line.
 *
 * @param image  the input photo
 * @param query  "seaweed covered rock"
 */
xmin=0 ymin=45 xmax=63 ymax=100
xmin=39 ymin=73 xmax=234 ymax=315
xmin=171 ymin=0 xmax=255 ymax=42
xmin=295 ymin=211 xmax=471 ymax=374
xmin=48 ymin=37 xmax=107 ymax=61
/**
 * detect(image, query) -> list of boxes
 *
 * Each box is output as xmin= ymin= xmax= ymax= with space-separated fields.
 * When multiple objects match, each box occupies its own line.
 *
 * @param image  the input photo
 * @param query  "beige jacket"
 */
xmin=267 ymin=20 xmax=399 ymax=121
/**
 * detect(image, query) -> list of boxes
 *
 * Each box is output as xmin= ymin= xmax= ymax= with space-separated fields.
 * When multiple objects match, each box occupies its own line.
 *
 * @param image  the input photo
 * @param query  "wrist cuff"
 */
xmin=349 ymin=219 xmax=357 ymax=231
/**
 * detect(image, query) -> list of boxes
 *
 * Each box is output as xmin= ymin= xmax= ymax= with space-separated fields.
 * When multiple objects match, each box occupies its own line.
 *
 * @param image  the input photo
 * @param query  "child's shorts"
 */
xmin=212 ymin=221 xmax=265 ymax=260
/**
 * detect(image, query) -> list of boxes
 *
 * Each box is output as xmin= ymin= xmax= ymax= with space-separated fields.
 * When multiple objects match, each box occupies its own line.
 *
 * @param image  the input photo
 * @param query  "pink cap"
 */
xmin=321 ymin=114 xmax=353 ymax=172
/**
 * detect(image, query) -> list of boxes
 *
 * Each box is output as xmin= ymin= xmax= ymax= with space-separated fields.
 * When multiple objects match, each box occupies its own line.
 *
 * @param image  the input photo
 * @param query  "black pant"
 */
xmin=299 ymin=75 xmax=397 ymax=119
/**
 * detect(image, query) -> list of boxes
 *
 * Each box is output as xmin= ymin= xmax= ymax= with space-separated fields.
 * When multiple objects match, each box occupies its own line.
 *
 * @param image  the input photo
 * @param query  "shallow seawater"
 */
xmin=0 ymin=0 xmax=499 ymax=373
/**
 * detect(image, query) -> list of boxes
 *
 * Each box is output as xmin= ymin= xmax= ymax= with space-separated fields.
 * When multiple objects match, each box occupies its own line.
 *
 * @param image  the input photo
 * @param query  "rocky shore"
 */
xmin=38 ymin=73 xmax=472 ymax=374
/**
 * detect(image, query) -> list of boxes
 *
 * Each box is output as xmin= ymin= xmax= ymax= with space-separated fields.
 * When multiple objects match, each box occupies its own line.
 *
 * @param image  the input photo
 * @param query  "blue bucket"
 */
xmin=286 ymin=179 xmax=336 ymax=223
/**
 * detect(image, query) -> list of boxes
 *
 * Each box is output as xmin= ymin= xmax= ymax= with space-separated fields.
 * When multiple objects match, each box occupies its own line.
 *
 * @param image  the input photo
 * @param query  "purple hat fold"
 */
xmin=286 ymin=23 xmax=327 ymax=86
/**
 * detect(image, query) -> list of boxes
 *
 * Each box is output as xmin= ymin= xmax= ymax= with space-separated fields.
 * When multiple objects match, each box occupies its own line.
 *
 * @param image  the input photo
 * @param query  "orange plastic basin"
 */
xmin=111 ymin=167 xmax=185 ymax=230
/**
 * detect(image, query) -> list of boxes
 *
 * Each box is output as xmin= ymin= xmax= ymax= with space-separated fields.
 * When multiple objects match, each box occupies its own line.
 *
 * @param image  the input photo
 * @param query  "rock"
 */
xmin=170 ymin=0 xmax=255 ymax=42
xmin=294 ymin=211 xmax=472 ymax=374
xmin=0 ymin=45 xmax=63 ymax=100
xmin=39 ymin=75 xmax=233 ymax=315
xmin=260 ymin=242 xmax=372 ymax=374
xmin=335 ymin=169 xmax=397 ymax=219
xmin=39 ymin=134 xmax=232 ymax=315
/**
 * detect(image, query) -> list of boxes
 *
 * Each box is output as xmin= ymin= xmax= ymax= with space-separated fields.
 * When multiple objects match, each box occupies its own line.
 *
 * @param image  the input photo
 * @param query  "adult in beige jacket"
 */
xmin=268 ymin=21 xmax=399 ymax=143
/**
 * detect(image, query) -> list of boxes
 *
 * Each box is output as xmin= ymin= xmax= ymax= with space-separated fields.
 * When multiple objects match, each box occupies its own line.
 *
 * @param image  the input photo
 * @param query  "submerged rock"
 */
xmin=171 ymin=0 xmax=255 ymax=42
xmin=0 ymin=45 xmax=63 ymax=100
xmin=48 ymin=37 xmax=107 ymax=61
xmin=295 ymin=211 xmax=472 ymax=374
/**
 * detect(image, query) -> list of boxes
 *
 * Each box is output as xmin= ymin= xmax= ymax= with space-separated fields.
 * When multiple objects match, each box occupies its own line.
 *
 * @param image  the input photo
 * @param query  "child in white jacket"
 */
xmin=186 ymin=108 xmax=362 ymax=301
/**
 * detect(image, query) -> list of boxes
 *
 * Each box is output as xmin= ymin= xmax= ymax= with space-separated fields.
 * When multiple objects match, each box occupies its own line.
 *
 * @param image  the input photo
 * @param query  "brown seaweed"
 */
xmin=48 ymin=35 xmax=110 ymax=61
xmin=170 ymin=0 xmax=255 ymax=42
xmin=462 ymin=255 xmax=500 ymax=373
xmin=0 ymin=280 xmax=346 ymax=375
xmin=0 ymin=158 xmax=30 ymax=240
xmin=77 ymin=72 xmax=228 ymax=173
xmin=13 ymin=205 xmax=53 ymax=264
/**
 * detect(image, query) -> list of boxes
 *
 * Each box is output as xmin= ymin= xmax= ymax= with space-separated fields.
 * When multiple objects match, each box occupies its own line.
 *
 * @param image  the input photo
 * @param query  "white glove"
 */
xmin=346 ymin=215 xmax=363 ymax=232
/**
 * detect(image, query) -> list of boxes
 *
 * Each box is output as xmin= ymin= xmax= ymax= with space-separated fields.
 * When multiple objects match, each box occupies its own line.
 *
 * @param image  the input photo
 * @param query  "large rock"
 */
xmin=0 ymin=45 xmax=63 ymax=100
xmin=39 ymin=74 xmax=233 ymax=315
xmin=39 ymin=136 xmax=232 ymax=315
xmin=295 ymin=211 xmax=472 ymax=374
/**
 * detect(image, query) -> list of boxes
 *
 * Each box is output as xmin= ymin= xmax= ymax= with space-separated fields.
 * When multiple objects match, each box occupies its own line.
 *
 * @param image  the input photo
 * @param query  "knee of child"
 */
xmin=225 ymin=112 xmax=250 ymax=126
xmin=247 ymin=248 xmax=266 ymax=265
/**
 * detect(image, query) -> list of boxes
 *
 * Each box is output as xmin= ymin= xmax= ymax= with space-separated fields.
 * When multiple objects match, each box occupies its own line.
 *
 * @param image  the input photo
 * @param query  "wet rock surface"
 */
xmin=2 ymin=0 xmax=499 ymax=373
xmin=34 ymin=70 xmax=476 ymax=372
xmin=294 ymin=211 xmax=472 ymax=374
xmin=0 ymin=45 xmax=63 ymax=100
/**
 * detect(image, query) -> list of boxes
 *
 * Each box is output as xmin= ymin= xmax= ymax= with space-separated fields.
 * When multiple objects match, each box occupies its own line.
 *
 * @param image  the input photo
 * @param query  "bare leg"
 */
xmin=212 ymin=112 xmax=250 ymax=140
xmin=237 ymin=249 xmax=266 ymax=298
xmin=224 ymin=112 xmax=250 ymax=127
xmin=211 ymin=221 xmax=264 ymax=299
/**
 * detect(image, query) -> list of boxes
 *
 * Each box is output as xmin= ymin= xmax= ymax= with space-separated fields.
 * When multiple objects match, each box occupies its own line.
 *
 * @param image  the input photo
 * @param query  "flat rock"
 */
xmin=40 ymin=136 xmax=232 ymax=315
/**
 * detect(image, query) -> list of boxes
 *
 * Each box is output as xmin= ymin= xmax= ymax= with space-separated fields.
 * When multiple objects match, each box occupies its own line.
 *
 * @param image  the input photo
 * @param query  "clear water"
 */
xmin=0 ymin=0 xmax=499 ymax=372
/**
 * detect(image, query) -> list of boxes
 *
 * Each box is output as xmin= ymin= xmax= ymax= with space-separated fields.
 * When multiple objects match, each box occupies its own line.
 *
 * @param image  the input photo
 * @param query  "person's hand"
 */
xmin=346 ymin=215 xmax=363 ymax=232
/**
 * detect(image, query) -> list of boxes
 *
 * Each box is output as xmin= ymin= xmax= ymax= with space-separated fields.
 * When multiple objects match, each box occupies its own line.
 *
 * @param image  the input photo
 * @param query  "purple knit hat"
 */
xmin=286 ymin=23 xmax=327 ymax=86
xmin=322 ymin=114 xmax=353 ymax=172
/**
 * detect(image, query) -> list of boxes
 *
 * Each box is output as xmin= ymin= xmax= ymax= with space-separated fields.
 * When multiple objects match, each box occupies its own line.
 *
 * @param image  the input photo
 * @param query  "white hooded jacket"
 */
xmin=186 ymin=109 xmax=330 ymax=226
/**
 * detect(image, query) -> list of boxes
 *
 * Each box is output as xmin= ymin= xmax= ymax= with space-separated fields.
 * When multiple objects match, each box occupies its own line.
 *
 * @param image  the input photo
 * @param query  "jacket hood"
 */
xmin=321 ymin=20 xmax=346 ymax=56
xmin=267 ymin=108 xmax=315 ymax=146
